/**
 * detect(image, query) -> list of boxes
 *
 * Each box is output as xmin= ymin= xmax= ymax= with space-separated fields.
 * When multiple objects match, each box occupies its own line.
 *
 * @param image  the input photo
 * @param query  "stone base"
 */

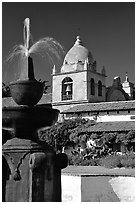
xmin=2 ymin=138 xmax=63 ymax=202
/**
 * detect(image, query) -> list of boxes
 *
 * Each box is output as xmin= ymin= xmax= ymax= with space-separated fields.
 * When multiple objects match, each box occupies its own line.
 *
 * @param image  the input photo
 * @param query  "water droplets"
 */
xmin=6 ymin=37 xmax=65 ymax=66
xmin=4 ymin=18 xmax=66 ymax=81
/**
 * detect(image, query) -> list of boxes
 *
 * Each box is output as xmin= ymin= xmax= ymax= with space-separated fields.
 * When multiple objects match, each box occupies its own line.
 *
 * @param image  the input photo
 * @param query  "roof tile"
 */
xmin=62 ymin=100 xmax=135 ymax=113
xmin=82 ymin=121 xmax=135 ymax=133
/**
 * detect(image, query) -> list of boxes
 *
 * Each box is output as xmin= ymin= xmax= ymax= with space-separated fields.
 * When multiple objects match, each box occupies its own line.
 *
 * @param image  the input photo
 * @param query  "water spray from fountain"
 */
xmin=24 ymin=18 xmax=30 ymax=57
xmin=7 ymin=17 xmax=65 ymax=105
xmin=6 ymin=17 xmax=65 ymax=81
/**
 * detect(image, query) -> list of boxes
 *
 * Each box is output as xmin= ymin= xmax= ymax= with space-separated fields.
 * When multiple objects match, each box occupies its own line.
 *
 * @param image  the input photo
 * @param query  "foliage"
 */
xmin=67 ymin=141 xmax=112 ymax=166
xmin=120 ymin=152 xmax=135 ymax=168
xmin=38 ymin=118 xmax=95 ymax=151
xmin=41 ymin=81 xmax=49 ymax=94
xmin=115 ymin=130 xmax=135 ymax=144
xmin=69 ymin=154 xmax=100 ymax=166
xmin=2 ymin=83 xmax=11 ymax=97
xmin=98 ymin=152 xmax=135 ymax=168
xmin=98 ymin=154 xmax=123 ymax=168
xmin=69 ymin=152 xmax=135 ymax=168
xmin=38 ymin=118 xmax=135 ymax=168
xmin=89 ymin=131 xmax=135 ymax=144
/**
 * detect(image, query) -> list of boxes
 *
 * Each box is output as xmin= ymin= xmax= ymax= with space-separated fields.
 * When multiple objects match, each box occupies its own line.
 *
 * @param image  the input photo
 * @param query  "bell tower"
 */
xmin=52 ymin=36 xmax=107 ymax=111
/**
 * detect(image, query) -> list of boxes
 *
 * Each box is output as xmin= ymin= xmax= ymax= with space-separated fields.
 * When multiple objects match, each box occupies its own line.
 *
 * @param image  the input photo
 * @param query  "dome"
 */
xmin=61 ymin=36 xmax=94 ymax=73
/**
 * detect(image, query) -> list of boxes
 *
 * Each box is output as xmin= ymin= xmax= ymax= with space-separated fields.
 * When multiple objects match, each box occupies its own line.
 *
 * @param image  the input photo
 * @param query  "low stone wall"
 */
xmin=61 ymin=166 xmax=135 ymax=202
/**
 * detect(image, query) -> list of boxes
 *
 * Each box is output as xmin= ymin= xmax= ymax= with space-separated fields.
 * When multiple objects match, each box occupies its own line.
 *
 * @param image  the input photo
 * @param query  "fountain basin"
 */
xmin=2 ymin=104 xmax=59 ymax=140
xmin=9 ymin=80 xmax=44 ymax=106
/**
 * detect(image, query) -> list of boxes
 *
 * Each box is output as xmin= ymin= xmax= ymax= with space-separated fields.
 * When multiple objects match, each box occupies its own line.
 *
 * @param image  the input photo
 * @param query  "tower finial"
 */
xmin=74 ymin=36 xmax=82 ymax=45
xmin=84 ymin=59 xmax=88 ymax=70
xmin=52 ymin=65 xmax=56 ymax=74
xmin=125 ymin=72 xmax=129 ymax=82
xmin=101 ymin=66 xmax=106 ymax=76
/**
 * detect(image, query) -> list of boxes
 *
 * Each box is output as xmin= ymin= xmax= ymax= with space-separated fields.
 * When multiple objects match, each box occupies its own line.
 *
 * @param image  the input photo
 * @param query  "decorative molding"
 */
xmin=3 ymin=151 xmax=30 ymax=181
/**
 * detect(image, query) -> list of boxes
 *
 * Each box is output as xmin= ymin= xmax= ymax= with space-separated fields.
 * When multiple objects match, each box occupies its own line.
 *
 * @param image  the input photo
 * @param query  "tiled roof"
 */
xmin=2 ymin=93 xmax=52 ymax=107
xmin=82 ymin=121 xmax=135 ymax=133
xmin=62 ymin=100 xmax=135 ymax=113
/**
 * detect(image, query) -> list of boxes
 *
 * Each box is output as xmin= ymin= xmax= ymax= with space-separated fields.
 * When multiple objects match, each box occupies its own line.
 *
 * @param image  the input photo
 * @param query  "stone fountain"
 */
xmin=2 ymin=18 xmax=68 ymax=202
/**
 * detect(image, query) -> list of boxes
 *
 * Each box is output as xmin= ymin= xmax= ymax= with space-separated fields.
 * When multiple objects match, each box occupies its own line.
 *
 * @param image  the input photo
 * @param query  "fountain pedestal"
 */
xmin=2 ymin=103 xmax=68 ymax=202
xmin=3 ymin=17 xmax=67 ymax=201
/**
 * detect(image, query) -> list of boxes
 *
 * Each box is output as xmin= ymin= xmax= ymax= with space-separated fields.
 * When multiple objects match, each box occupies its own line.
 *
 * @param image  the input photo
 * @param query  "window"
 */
xmin=62 ymin=77 xmax=73 ymax=101
xmin=90 ymin=78 xmax=95 ymax=95
xmin=98 ymin=80 xmax=102 ymax=96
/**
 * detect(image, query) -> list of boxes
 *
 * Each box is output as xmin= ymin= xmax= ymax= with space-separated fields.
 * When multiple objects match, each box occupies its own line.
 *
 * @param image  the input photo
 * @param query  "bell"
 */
xmin=66 ymin=84 xmax=71 ymax=93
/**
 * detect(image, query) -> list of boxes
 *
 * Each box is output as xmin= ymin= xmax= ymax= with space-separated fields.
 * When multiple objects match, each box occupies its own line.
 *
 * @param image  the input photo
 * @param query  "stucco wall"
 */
xmin=61 ymin=175 xmax=81 ymax=202
xmin=52 ymin=70 xmax=106 ymax=105
xmin=87 ymin=71 xmax=106 ymax=102
xmin=61 ymin=166 xmax=135 ymax=202
xmin=52 ymin=71 xmax=87 ymax=103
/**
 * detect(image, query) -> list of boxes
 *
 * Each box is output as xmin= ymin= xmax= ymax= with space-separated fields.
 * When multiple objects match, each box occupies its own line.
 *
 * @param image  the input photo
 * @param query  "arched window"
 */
xmin=62 ymin=77 xmax=73 ymax=101
xmin=98 ymin=80 xmax=102 ymax=96
xmin=90 ymin=78 xmax=95 ymax=95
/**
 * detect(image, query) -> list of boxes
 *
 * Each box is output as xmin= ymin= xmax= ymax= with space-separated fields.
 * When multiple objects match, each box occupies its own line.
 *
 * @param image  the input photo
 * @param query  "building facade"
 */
xmin=52 ymin=36 xmax=106 ymax=112
xmin=51 ymin=36 xmax=135 ymax=124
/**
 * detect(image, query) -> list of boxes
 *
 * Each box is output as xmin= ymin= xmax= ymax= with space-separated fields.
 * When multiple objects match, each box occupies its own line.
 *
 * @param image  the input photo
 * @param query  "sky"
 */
xmin=2 ymin=2 xmax=135 ymax=91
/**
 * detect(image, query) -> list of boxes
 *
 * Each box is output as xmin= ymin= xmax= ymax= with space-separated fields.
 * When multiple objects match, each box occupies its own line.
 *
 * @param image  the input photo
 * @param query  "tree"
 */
xmin=38 ymin=118 xmax=95 ymax=151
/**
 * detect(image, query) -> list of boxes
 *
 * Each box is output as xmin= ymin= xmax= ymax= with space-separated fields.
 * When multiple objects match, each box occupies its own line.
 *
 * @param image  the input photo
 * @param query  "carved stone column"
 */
xmin=2 ymin=137 xmax=66 ymax=202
